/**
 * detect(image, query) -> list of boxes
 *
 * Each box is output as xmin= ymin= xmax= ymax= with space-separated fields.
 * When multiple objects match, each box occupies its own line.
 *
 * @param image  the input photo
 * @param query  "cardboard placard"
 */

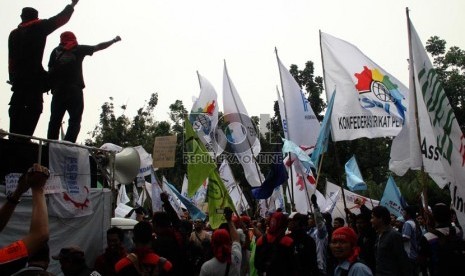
xmin=152 ymin=135 xmax=177 ymax=168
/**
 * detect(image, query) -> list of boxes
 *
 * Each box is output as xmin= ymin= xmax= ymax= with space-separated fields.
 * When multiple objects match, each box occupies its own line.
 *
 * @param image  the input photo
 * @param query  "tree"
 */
xmin=289 ymin=61 xmax=326 ymax=120
xmin=85 ymin=93 xmax=171 ymax=152
xmin=426 ymin=36 xmax=465 ymax=132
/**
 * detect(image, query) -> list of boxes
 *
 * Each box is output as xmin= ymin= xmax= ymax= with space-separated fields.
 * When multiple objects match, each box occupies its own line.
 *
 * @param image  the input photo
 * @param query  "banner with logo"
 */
xmin=320 ymin=32 xmax=408 ymax=141
xmin=408 ymin=17 xmax=465 ymax=231
xmin=48 ymin=144 xmax=92 ymax=218
xmin=189 ymin=73 xmax=222 ymax=157
xmin=223 ymin=62 xmax=264 ymax=187
xmin=380 ymin=176 xmax=405 ymax=218
xmin=389 ymin=17 xmax=448 ymax=188
xmin=276 ymin=54 xmax=320 ymax=148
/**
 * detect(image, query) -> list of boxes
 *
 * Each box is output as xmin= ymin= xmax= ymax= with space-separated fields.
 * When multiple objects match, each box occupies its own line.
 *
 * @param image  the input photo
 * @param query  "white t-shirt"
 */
xmin=200 ymin=241 xmax=242 ymax=276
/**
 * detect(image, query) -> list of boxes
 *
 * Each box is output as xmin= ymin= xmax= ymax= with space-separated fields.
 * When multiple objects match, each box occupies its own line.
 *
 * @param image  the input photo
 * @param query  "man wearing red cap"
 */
xmin=7 ymin=0 xmax=79 ymax=141
xmin=330 ymin=226 xmax=373 ymax=276
xmin=46 ymin=31 xmax=121 ymax=143
xmin=254 ymin=211 xmax=296 ymax=276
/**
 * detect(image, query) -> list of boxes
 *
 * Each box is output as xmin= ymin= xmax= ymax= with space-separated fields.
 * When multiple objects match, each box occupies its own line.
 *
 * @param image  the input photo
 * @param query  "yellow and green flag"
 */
xmin=207 ymin=169 xmax=237 ymax=229
xmin=185 ymin=119 xmax=216 ymax=197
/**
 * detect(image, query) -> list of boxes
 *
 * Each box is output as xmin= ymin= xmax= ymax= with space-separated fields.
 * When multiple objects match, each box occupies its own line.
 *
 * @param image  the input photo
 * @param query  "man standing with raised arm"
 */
xmin=8 ymin=0 xmax=79 ymax=141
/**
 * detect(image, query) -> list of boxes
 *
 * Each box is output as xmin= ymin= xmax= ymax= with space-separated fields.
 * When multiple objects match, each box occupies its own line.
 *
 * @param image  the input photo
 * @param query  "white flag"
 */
xmin=408 ymin=17 xmax=465 ymax=230
xmin=162 ymin=177 xmax=185 ymax=218
xmin=277 ymin=54 xmax=320 ymax=147
xmin=48 ymin=143 xmax=92 ymax=218
xmin=223 ymin=62 xmax=264 ymax=187
xmin=190 ymin=73 xmax=223 ymax=156
xmin=219 ymin=160 xmax=250 ymax=213
xmin=326 ymin=180 xmax=379 ymax=219
xmin=320 ymin=32 xmax=408 ymax=141
xmin=289 ymin=163 xmax=316 ymax=214
xmin=389 ymin=21 xmax=448 ymax=188
xmin=219 ymin=159 xmax=237 ymax=191
xmin=276 ymin=88 xmax=288 ymax=139
xmin=181 ymin=174 xmax=189 ymax=198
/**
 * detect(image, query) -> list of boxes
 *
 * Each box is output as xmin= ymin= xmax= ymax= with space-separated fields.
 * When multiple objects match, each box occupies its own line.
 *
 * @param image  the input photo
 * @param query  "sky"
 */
xmin=1 ymin=0 xmax=464 ymax=144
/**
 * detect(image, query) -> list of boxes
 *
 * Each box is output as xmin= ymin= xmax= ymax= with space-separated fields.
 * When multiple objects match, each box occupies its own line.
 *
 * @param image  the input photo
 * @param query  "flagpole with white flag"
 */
xmin=319 ymin=30 xmax=348 ymax=211
xmin=276 ymin=48 xmax=321 ymax=211
xmin=277 ymin=86 xmax=294 ymax=209
xmin=223 ymin=60 xmax=264 ymax=187
xmin=407 ymin=11 xmax=465 ymax=231
xmin=406 ymin=7 xmax=430 ymax=210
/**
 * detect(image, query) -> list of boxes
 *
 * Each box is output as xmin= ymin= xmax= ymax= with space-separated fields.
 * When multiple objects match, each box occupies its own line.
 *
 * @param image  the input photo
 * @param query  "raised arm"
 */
xmin=21 ymin=164 xmax=50 ymax=255
xmin=224 ymin=207 xmax=239 ymax=243
xmin=94 ymin=36 xmax=121 ymax=52
xmin=42 ymin=0 xmax=79 ymax=35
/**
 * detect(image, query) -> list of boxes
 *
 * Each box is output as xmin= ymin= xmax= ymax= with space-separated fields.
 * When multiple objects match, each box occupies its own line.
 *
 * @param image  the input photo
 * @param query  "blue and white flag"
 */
xmin=345 ymin=155 xmax=367 ymax=191
xmin=311 ymin=91 xmax=336 ymax=168
xmin=150 ymin=168 xmax=163 ymax=213
xmin=167 ymin=183 xmax=206 ymax=221
xmin=282 ymin=138 xmax=316 ymax=175
xmin=380 ymin=176 xmax=405 ymax=218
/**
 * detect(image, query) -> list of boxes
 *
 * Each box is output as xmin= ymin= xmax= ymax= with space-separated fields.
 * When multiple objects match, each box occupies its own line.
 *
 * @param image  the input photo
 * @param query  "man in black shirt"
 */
xmin=8 ymin=0 xmax=79 ymax=141
xmin=47 ymin=31 xmax=121 ymax=143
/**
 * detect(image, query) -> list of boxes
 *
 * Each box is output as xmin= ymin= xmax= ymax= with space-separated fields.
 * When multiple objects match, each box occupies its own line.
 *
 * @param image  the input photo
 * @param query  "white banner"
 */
xmin=48 ymin=143 xmax=92 ymax=218
xmin=320 ymin=32 xmax=408 ymax=141
xmin=190 ymin=73 xmax=222 ymax=156
xmin=277 ymin=54 xmax=320 ymax=147
xmin=409 ymin=17 xmax=465 ymax=231
xmin=5 ymin=173 xmax=64 ymax=196
xmin=223 ymin=62 xmax=264 ymax=187
xmin=326 ymin=180 xmax=379 ymax=219
xmin=389 ymin=22 xmax=448 ymax=189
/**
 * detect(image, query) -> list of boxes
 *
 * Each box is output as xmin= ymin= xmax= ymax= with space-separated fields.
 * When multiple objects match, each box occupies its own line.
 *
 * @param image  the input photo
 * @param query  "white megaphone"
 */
xmin=107 ymin=147 xmax=141 ymax=185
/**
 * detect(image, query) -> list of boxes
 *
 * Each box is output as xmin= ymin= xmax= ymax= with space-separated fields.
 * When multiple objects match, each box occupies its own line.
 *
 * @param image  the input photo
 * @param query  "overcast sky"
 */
xmin=1 ymin=0 xmax=464 ymax=144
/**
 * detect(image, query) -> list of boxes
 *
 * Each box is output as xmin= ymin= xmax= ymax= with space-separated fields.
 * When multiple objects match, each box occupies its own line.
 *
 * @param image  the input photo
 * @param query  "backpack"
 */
xmin=126 ymin=253 xmax=166 ymax=276
xmin=430 ymin=227 xmax=465 ymax=274
xmin=254 ymin=234 xmax=281 ymax=274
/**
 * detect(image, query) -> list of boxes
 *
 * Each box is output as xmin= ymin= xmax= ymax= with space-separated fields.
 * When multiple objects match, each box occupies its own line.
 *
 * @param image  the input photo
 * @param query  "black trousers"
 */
xmin=9 ymin=103 xmax=43 ymax=140
xmin=47 ymin=85 xmax=84 ymax=143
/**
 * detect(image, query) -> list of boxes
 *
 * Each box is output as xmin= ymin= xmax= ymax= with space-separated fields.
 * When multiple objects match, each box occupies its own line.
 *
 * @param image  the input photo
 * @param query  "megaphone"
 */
xmin=107 ymin=147 xmax=141 ymax=184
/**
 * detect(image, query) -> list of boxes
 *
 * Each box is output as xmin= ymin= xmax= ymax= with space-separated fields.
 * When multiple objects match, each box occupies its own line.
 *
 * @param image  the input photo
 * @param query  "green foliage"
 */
xmin=289 ymin=61 xmax=326 ymax=120
xmin=426 ymin=36 xmax=465 ymax=132
xmin=85 ymin=93 xmax=171 ymax=152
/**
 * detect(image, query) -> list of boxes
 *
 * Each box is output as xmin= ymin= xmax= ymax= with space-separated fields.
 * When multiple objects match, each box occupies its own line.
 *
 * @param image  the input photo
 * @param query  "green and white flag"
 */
xmin=408 ymin=16 xmax=465 ymax=229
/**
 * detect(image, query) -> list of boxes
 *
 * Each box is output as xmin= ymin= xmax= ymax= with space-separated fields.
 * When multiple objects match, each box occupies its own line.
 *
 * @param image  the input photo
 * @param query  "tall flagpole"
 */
xmin=275 ymin=87 xmax=294 ymax=213
xmin=223 ymin=61 xmax=264 ymax=209
xmin=406 ymin=7 xmax=429 ymax=210
xmin=276 ymin=48 xmax=304 ymax=211
xmin=319 ymin=30 xmax=348 ymax=212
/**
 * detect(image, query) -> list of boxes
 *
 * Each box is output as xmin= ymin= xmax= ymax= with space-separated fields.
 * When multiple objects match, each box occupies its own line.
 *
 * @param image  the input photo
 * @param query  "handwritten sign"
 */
xmin=153 ymin=135 xmax=177 ymax=168
xmin=5 ymin=173 xmax=64 ymax=196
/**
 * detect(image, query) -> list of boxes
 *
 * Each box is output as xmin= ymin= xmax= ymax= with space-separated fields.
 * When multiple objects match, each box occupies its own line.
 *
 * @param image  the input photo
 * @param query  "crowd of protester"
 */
xmin=2 ymin=164 xmax=465 ymax=276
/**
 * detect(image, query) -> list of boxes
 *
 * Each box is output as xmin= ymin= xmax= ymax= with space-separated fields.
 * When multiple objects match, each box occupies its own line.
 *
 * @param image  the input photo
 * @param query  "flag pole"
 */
xmin=406 ymin=7 xmax=429 ymax=211
xmin=276 ymin=48 xmax=303 ymax=211
xmin=319 ymin=30 xmax=348 ymax=213
xmin=275 ymin=87 xmax=294 ymax=213
xmin=223 ymin=60 xmax=264 ymax=186
xmin=315 ymin=152 xmax=325 ymax=189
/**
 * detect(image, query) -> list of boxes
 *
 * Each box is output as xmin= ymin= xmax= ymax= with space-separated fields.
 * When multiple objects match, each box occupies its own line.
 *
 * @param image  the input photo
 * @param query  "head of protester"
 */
xmin=52 ymin=246 xmax=92 ymax=276
xmin=330 ymin=226 xmax=373 ymax=275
